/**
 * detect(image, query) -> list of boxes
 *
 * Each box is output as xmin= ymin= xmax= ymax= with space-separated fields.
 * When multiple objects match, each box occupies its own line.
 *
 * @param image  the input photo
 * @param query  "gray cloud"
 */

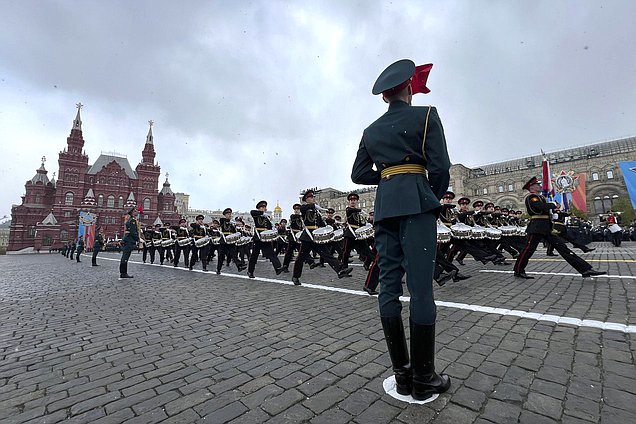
xmin=2 ymin=0 xmax=635 ymax=217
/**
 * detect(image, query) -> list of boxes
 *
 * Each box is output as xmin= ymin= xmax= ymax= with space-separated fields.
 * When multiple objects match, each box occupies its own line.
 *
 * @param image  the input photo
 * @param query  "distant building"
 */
xmin=8 ymin=105 xmax=184 ymax=251
xmin=174 ymin=192 xmax=190 ymax=216
xmin=0 ymin=219 xmax=11 ymax=250
xmin=307 ymin=136 xmax=636 ymax=221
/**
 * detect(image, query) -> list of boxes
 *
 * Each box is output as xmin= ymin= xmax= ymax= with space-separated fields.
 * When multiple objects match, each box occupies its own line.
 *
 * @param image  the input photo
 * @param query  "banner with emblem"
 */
xmin=78 ymin=211 xmax=97 ymax=248
xmin=619 ymin=161 xmax=636 ymax=208
xmin=553 ymin=170 xmax=587 ymax=213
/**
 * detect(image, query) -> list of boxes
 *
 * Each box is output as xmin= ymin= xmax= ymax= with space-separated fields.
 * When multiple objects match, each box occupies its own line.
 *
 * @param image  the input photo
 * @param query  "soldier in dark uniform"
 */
xmin=161 ymin=222 xmax=175 ymax=263
xmin=276 ymin=219 xmax=288 ymax=256
xmin=75 ymin=236 xmax=84 ymax=262
xmin=69 ymin=239 xmax=76 ymax=260
xmin=341 ymin=193 xmax=375 ymax=270
xmin=120 ymin=206 xmax=139 ymax=279
xmin=189 ymin=215 xmax=209 ymax=271
xmin=149 ymin=225 xmax=162 ymax=264
xmin=173 ymin=218 xmax=191 ymax=268
xmin=141 ymin=226 xmax=152 ymax=263
xmin=217 ymin=208 xmax=247 ymax=274
xmin=292 ymin=190 xmax=353 ymax=285
xmin=92 ymin=226 xmax=104 ymax=266
xmin=513 ymin=177 xmax=605 ymax=279
xmin=282 ymin=204 xmax=304 ymax=272
xmin=248 ymin=200 xmax=284 ymax=278
xmin=351 ymin=59 xmax=451 ymax=400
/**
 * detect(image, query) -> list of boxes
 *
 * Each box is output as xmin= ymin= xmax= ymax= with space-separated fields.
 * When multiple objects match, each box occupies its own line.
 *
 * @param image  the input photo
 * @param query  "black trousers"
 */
xmin=341 ymin=237 xmax=374 ymax=268
xmin=174 ymin=243 xmax=191 ymax=267
xmin=92 ymin=247 xmax=101 ymax=265
xmin=190 ymin=244 xmax=211 ymax=270
xmin=514 ymin=233 xmax=592 ymax=275
xmin=292 ymin=240 xmax=341 ymax=279
xmin=434 ymin=245 xmax=458 ymax=279
xmin=76 ymin=248 xmax=83 ymax=262
xmin=143 ymin=245 xmax=157 ymax=263
xmin=217 ymin=243 xmax=244 ymax=271
xmin=248 ymin=240 xmax=282 ymax=273
xmin=364 ymin=250 xmax=380 ymax=292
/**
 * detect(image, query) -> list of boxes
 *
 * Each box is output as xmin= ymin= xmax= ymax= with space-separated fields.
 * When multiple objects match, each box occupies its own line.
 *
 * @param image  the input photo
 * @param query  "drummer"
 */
xmin=447 ymin=197 xmax=499 ymax=265
xmin=291 ymin=190 xmax=353 ymax=285
xmin=217 ymin=208 xmax=247 ymax=274
xmin=341 ymin=192 xmax=374 ymax=270
xmin=248 ymin=200 xmax=285 ymax=278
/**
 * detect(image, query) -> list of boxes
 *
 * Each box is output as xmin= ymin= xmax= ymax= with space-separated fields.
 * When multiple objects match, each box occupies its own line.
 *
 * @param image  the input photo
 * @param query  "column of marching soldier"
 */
xmin=60 ymin=181 xmax=605 ymax=285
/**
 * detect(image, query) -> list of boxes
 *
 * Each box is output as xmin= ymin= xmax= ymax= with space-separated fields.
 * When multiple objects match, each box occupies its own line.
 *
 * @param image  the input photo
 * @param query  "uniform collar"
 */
xmin=388 ymin=100 xmax=410 ymax=111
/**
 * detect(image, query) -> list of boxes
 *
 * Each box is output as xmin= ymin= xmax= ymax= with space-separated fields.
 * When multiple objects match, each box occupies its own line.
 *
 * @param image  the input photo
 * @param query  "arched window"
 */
xmin=60 ymin=230 xmax=68 ymax=241
xmin=483 ymin=188 xmax=488 ymax=195
xmin=508 ymin=183 xmax=514 ymax=192
xmin=144 ymin=198 xmax=151 ymax=211
xmin=592 ymin=172 xmax=599 ymax=181
xmin=97 ymin=194 xmax=104 ymax=207
xmin=35 ymin=194 xmax=42 ymax=203
xmin=607 ymin=170 xmax=614 ymax=179
xmin=42 ymin=235 xmax=53 ymax=246
xmin=498 ymin=185 xmax=504 ymax=193
xmin=118 ymin=196 xmax=124 ymax=208
xmin=65 ymin=192 xmax=74 ymax=205
xmin=107 ymin=195 xmax=115 ymax=208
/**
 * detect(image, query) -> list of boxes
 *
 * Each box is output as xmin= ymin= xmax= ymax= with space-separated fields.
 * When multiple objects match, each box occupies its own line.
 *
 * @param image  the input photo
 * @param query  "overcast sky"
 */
xmin=1 ymin=0 xmax=635 ymax=219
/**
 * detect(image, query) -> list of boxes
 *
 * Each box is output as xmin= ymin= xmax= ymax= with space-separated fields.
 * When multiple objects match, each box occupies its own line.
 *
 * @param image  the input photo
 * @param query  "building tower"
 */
xmin=135 ymin=120 xmax=161 ymax=221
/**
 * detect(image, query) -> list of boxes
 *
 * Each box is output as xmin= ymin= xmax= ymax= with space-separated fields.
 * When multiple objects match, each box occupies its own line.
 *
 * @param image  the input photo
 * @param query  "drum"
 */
xmin=224 ymin=232 xmax=241 ymax=244
xmin=194 ymin=236 xmax=210 ymax=247
xmin=161 ymin=239 xmax=175 ymax=247
xmin=450 ymin=223 xmax=472 ymax=239
xmin=332 ymin=228 xmax=344 ymax=243
xmin=259 ymin=229 xmax=279 ymax=242
xmin=152 ymin=239 xmax=163 ymax=247
xmin=355 ymin=223 xmax=375 ymax=240
xmin=517 ymin=226 xmax=527 ymax=235
xmin=609 ymin=223 xmax=622 ymax=233
xmin=177 ymin=237 xmax=192 ymax=247
xmin=471 ymin=225 xmax=486 ymax=240
xmin=211 ymin=236 xmax=222 ymax=245
xmin=313 ymin=225 xmax=334 ymax=244
xmin=236 ymin=236 xmax=252 ymax=246
xmin=499 ymin=226 xmax=517 ymax=236
xmin=485 ymin=228 xmax=502 ymax=240
xmin=436 ymin=224 xmax=452 ymax=243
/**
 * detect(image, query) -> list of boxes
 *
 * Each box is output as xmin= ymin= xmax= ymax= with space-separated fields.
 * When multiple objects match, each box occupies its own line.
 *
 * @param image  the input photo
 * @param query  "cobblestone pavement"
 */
xmin=1 ymin=242 xmax=635 ymax=423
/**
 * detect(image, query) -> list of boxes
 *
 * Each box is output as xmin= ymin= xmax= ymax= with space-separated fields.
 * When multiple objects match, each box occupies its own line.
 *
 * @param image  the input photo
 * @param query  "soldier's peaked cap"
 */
xmin=372 ymin=59 xmax=415 ymax=95
xmin=347 ymin=192 xmax=359 ymax=200
xmin=223 ymin=208 xmax=232 ymax=214
xmin=256 ymin=200 xmax=267 ymax=208
xmin=522 ymin=176 xmax=539 ymax=191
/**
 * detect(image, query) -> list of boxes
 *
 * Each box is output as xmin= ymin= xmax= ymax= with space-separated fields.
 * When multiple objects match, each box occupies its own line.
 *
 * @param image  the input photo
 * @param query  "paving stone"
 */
xmin=302 ymin=386 xmax=348 ymax=414
xmin=524 ymin=392 xmax=563 ymax=419
xmin=481 ymin=398 xmax=522 ymax=423
xmin=353 ymin=399 xmax=401 ymax=424
xmin=197 ymin=400 xmax=248 ymax=424
xmin=261 ymin=388 xmax=305 ymax=416
xmin=451 ymin=386 xmax=487 ymax=411
xmin=432 ymin=403 xmax=478 ymax=424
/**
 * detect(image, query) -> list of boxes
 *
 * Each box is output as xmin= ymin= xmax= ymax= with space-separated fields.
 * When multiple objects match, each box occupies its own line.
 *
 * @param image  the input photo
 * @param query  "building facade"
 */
xmin=8 ymin=106 xmax=183 ymax=251
xmin=307 ymin=136 xmax=636 ymax=220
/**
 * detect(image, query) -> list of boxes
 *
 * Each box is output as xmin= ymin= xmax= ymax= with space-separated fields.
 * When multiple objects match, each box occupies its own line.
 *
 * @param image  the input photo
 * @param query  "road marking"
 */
xmin=479 ymin=269 xmax=636 ymax=279
xmin=92 ymin=255 xmax=636 ymax=334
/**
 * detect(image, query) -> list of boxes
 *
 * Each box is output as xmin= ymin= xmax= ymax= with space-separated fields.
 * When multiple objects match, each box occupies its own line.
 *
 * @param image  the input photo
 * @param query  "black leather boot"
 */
xmin=410 ymin=319 xmax=451 ymax=401
xmin=380 ymin=316 xmax=412 ymax=396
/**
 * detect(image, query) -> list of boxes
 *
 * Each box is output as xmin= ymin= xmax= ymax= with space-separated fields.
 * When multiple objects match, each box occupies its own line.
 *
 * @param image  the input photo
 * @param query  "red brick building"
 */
xmin=8 ymin=105 xmax=181 ymax=251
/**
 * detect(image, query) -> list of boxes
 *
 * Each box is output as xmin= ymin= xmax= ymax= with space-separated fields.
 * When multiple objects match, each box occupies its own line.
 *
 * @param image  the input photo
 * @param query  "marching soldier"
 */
xmin=173 ymin=218 xmax=191 ymax=268
xmin=75 ymin=236 xmax=84 ymax=262
xmin=291 ymin=190 xmax=353 ymax=285
xmin=120 ymin=206 xmax=139 ymax=279
xmin=92 ymin=226 xmax=104 ymax=266
xmin=351 ymin=59 xmax=451 ymax=401
xmin=141 ymin=226 xmax=153 ymax=263
xmin=217 ymin=208 xmax=247 ymax=274
xmin=69 ymin=238 xmax=76 ymax=260
xmin=513 ymin=177 xmax=605 ymax=279
xmin=546 ymin=203 xmax=595 ymax=255
xmin=189 ymin=214 xmax=209 ymax=271
xmin=282 ymin=204 xmax=304 ymax=272
xmin=248 ymin=200 xmax=284 ymax=278
xmin=341 ymin=192 xmax=374 ymax=270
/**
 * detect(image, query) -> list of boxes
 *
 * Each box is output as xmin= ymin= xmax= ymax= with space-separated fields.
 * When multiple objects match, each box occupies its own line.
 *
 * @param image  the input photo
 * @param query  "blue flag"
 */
xmin=619 ymin=161 xmax=636 ymax=208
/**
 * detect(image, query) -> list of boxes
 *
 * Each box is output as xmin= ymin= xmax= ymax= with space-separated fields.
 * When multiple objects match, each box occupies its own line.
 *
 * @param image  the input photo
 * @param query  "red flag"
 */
xmin=411 ymin=64 xmax=433 ymax=94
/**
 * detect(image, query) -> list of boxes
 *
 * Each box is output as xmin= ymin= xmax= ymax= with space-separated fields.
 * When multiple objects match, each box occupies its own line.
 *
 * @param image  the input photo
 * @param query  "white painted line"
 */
xmin=88 ymin=255 xmax=636 ymax=334
xmin=479 ymin=269 xmax=636 ymax=279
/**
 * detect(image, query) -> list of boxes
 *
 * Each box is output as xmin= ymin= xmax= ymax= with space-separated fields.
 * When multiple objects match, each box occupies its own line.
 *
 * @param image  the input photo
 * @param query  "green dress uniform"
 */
xmin=120 ymin=208 xmax=139 ymax=278
xmin=351 ymin=59 xmax=451 ymax=401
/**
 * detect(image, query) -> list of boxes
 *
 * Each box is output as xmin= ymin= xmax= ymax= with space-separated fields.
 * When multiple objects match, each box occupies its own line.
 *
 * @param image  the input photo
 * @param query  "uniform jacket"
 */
xmin=525 ymin=194 xmax=555 ymax=235
xmin=122 ymin=217 xmax=139 ymax=247
xmin=93 ymin=233 xmax=104 ymax=249
xmin=351 ymin=101 xmax=451 ymax=222
xmin=251 ymin=210 xmax=273 ymax=241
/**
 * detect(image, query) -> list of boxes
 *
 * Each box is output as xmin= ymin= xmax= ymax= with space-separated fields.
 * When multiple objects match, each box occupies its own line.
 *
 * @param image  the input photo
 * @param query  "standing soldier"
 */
xmin=351 ymin=59 xmax=451 ymax=401
xmin=76 ymin=236 xmax=84 ymax=262
xmin=69 ymin=238 xmax=76 ymax=260
xmin=92 ymin=226 xmax=104 ymax=266
xmin=120 ymin=206 xmax=139 ymax=279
